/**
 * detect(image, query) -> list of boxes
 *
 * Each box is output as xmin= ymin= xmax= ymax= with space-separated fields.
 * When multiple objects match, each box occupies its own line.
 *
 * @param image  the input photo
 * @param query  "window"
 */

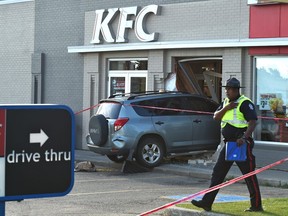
xmin=254 ymin=56 xmax=288 ymax=143
xmin=96 ymin=102 xmax=121 ymax=119
xmin=108 ymin=58 xmax=148 ymax=95
xmin=0 ymin=0 xmax=33 ymax=5
xmin=132 ymin=97 xmax=183 ymax=116
xmin=132 ymin=100 xmax=157 ymax=116
xmin=154 ymin=97 xmax=182 ymax=116
xmin=109 ymin=60 xmax=147 ymax=70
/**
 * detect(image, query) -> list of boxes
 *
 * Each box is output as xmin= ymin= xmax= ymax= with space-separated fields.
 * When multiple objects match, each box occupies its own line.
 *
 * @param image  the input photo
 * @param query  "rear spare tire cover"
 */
xmin=89 ymin=114 xmax=108 ymax=146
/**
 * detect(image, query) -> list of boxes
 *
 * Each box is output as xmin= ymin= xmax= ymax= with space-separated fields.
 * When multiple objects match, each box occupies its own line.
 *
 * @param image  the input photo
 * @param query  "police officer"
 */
xmin=191 ymin=77 xmax=263 ymax=212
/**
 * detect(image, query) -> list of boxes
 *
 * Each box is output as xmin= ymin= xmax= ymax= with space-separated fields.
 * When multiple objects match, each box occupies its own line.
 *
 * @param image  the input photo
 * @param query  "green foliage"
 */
xmin=269 ymin=98 xmax=284 ymax=113
xmin=177 ymin=198 xmax=288 ymax=216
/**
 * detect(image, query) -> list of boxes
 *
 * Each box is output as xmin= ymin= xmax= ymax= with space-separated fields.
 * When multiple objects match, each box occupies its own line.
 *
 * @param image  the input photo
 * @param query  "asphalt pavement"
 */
xmin=75 ymin=146 xmax=288 ymax=216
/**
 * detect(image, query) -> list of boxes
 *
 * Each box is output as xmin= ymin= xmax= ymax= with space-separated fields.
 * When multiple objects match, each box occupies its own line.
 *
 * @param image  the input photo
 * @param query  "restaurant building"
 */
xmin=0 ymin=0 xmax=287 ymax=149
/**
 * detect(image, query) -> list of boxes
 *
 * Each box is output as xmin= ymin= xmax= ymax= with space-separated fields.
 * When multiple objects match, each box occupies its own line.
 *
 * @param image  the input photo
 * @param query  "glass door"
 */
xmin=108 ymin=58 xmax=148 ymax=95
xmin=130 ymin=75 xmax=146 ymax=93
xmin=109 ymin=72 xmax=147 ymax=95
xmin=110 ymin=76 xmax=126 ymax=95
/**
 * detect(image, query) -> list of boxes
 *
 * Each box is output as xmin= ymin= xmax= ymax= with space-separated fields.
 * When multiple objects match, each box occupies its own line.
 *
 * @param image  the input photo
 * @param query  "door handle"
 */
xmin=193 ymin=119 xmax=202 ymax=123
xmin=155 ymin=121 xmax=164 ymax=125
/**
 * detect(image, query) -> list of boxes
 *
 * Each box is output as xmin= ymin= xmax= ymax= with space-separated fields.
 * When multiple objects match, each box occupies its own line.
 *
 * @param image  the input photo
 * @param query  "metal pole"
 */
xmin=0 ymin=201 xmax=5 ymax=216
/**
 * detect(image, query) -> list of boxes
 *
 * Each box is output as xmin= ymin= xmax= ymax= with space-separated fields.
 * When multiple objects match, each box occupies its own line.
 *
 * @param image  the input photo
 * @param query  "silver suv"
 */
xmin=86 ymin=91 xmax=221 ymax=168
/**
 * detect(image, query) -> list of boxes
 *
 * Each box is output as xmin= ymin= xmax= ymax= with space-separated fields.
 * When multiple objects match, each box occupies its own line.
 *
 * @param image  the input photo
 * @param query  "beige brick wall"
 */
xmin=0 ymin=1 xmax=34 ymax=103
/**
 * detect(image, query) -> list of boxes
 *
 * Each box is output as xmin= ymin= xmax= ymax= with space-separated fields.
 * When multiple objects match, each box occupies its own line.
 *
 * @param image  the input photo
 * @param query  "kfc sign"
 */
xmin=91 ymin=5 xmax=160 ymax=44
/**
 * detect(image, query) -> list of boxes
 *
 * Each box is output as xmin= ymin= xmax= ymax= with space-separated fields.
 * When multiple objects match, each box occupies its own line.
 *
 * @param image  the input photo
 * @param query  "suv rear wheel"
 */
xmin=135 ymin=137 xmax=164 ymax=168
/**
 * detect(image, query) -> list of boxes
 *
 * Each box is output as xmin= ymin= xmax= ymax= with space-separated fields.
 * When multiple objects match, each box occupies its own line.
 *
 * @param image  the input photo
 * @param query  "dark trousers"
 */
xmin=202 ymin=139 xmax=262 ymax=208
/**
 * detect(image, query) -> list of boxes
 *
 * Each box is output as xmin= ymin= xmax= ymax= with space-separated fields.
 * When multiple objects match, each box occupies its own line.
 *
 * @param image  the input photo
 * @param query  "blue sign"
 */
xmin=0 ymin=105 xmax=75 ymax=202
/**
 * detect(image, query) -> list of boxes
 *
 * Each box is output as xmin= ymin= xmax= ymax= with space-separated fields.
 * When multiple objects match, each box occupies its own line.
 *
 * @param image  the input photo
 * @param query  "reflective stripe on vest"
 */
xmin=221 ymin=95 xmax=251 ymax=128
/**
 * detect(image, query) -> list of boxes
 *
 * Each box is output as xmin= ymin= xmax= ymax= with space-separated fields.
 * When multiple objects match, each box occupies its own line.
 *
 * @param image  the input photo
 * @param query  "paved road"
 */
xmin=254 ymin=146 xmax=288 ymax=171
xmin=5 ymin=167 xmax=208 ymax=216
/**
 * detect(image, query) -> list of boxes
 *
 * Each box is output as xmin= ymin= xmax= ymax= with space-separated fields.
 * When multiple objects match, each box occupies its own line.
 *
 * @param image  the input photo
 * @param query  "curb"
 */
xmin=155 ymin=164 xmax=288 ymax=188
xmin=155 ymin=165 xmax=212 ymax=180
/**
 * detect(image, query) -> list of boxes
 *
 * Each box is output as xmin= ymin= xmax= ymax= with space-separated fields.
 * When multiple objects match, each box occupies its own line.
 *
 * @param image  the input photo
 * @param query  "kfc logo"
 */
xmin=91 ymin=5 xmax=160 ymax=44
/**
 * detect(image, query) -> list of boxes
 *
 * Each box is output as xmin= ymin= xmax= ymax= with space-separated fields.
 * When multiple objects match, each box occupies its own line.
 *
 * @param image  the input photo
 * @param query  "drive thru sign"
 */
xmin=0 ymin=105 xmax=75 ymax=203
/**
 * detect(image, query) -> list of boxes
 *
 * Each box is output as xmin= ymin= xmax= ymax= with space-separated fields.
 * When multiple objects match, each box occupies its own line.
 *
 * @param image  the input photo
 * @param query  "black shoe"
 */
xmin=191 ymin=199 xmax=212 ymax=211
xmin=244 ymin=206 xmax=264 ymax=212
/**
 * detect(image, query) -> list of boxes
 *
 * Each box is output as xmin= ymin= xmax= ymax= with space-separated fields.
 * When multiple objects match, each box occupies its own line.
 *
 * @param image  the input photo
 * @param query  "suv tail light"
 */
xmin=114 ymin=118 xmax=129 ymax=131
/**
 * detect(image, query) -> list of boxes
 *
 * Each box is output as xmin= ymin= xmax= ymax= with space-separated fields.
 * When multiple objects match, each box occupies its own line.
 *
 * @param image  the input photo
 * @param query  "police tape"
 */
xmin=74 ymin=104 xmax=100 ymax=115
xmin=74 ymin=103 xmax=288 ymax=121
xmin=138 ymin=157 xmax=288 ymax=216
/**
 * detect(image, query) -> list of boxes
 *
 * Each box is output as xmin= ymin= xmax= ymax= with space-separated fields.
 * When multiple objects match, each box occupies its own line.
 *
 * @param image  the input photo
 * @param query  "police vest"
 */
xmin=221 ymin=95 xmax=251 ymax=128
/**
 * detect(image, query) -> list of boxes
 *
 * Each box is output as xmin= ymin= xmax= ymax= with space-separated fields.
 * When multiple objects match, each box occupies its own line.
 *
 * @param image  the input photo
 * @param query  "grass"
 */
xmin=177 ymin=198 xmax=288 ymax=216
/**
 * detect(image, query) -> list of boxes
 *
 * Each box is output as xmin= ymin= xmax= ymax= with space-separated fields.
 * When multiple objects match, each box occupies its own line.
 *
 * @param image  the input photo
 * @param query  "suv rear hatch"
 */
xmin=88 ymin=101 xmax=122 ymax=146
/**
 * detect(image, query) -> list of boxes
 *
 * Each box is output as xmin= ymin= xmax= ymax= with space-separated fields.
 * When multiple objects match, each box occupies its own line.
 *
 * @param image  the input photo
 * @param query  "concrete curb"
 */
xmin=155 ymin=165 xmax=212 ymax=180
xmin=155 ymin=164 xmax=288 ymax=188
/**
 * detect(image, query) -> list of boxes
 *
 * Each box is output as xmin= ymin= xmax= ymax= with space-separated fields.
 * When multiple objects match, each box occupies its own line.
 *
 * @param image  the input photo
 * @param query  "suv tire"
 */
xmin=89 ymin=114 xmax=108 ymax=146
xmin=135 ymin=137 xmax=164 ymax=168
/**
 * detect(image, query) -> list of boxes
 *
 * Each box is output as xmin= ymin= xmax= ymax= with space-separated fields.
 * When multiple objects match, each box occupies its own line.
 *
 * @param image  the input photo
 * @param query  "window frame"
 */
xmin=253 ymin=56 xmax=288 ymax=144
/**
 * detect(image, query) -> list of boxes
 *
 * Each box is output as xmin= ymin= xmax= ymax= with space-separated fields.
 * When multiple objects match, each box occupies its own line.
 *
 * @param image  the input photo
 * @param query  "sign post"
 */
xmin=0 ymin=105 xmax=75 ymax=215
xmin=0 ymin=202 xmax=4 ymax=216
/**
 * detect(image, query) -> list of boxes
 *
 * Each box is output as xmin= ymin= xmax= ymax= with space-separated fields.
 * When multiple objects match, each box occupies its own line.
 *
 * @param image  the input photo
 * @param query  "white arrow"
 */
xmin=30 ymin=129 xmax=49 ymax=147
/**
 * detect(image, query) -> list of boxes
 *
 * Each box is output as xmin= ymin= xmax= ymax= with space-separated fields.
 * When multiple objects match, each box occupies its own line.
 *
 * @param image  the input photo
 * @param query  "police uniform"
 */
xmin=199 ymin=94 xmax=262 ymax=210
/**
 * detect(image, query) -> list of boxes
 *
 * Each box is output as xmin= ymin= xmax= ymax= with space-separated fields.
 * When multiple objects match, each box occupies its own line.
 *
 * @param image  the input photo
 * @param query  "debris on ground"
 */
xmin=74 ymin=161 xmax=97 ymax=172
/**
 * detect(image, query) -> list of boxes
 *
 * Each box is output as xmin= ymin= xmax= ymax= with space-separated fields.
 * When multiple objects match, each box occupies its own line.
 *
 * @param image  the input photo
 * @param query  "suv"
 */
xmin=86 ymin=91 xmax=221 ymax=168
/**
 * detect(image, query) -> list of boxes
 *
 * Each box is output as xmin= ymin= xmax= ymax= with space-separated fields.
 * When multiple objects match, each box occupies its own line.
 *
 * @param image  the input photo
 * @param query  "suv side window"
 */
xmin=154 ymin=97 xmax=183 ymax=116
xmin=131 ymin=100 xmax=156 ymax=116
xmin=132 ymin=97 xmax=183 ymax=116
xmin=182 ymin=96 xmax=217 ymax=115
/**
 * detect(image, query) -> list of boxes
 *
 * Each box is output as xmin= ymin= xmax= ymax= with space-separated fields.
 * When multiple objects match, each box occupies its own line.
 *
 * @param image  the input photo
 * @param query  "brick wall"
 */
xmin=0 ymin=1 xmax=34 ymax=103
